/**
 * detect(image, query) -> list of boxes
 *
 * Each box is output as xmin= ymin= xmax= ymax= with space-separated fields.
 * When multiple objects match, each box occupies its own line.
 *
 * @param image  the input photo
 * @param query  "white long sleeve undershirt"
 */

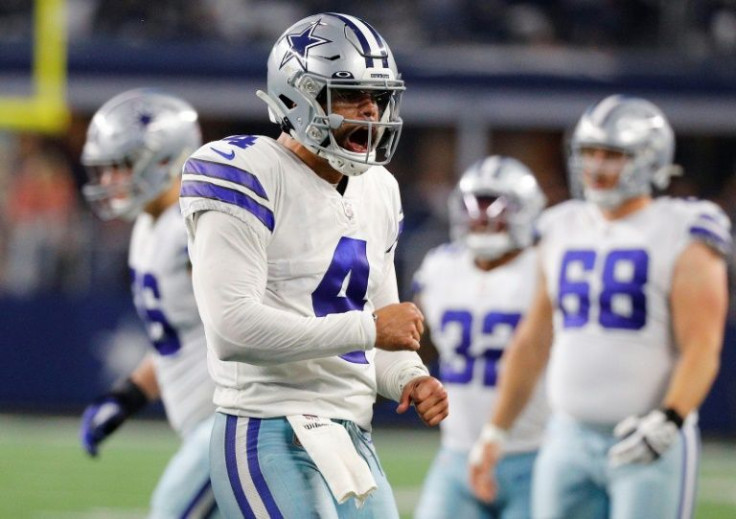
xmin=189 ymin=210 xmax=377 ymax=365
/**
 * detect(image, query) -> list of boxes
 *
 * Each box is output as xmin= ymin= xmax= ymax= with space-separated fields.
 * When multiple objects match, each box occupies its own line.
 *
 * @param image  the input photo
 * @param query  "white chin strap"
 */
xmin=584 ymin=187 xmax=626 ymax=210
xmin=466 ymin=233 xmax=514 ymax=260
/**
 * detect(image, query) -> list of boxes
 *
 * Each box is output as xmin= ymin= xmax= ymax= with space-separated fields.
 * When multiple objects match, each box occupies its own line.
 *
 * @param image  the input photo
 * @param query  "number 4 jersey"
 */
xmin=413 ymin=245 xmax=549 ymax=454
xmin=539 ymin=197 xmax=731 ymax=425
xmin=179 ymin=135 xmax=405 ymax=430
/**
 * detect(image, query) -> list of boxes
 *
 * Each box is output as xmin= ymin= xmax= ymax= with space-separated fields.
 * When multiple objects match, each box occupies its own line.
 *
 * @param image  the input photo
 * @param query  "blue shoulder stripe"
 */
xmin=184 ymin=158 xmax=269 ymax=201
xmin=181 ymin=180 xmax=275 ymax=232
xmin=689 ymin=225 xmax=732 ymax=254
xmin=697 ymin=212 xmax=719 ymax=224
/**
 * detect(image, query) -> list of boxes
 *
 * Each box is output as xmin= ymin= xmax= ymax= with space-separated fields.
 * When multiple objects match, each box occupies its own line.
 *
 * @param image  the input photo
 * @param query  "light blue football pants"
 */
xmin=414 ymin=446 xmax=537 ymax=519
xmin=209 ymin=413 xmax=400 ymax=519
xmin=532 ymin=414 xmax=700 ymax=519
xmin=150 ymin=414 xmax=219 ymax=518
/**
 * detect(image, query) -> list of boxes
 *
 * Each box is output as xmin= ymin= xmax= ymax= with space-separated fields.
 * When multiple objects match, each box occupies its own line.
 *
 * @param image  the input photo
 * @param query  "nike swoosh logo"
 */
xmin=210 ymin=147 xmax=235 ymax=160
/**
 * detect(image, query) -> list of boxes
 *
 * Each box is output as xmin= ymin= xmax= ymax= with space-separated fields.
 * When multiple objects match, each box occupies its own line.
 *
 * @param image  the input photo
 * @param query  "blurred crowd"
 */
xmin=1 ymin=0 xmax=736 ymax=55
xmin=0 ymin=128 xmax=131 ymax=297
xmin=1 ymin=0 xmax=736 ymax=300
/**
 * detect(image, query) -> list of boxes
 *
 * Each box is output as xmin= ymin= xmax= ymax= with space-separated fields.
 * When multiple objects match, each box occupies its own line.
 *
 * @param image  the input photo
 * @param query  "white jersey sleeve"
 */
xmin=371 ymin=248 xmax=428 ymax=402
xmin=181 ymin=136 xmax=376 ymax=365
xmin=188 ymin=210 xmax=376 ymax=364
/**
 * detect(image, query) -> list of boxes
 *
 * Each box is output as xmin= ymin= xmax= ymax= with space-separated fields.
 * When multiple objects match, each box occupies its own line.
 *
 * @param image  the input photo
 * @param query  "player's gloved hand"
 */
xmin=608 ymin=408 xmax=683 ymax=467
xmin=79 ymin=378 xmax=149 ymax=457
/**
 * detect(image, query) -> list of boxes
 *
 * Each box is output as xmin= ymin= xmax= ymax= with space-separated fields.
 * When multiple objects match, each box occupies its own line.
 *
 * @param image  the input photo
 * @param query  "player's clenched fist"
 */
xmin=374 ymin=302 xmax=424 ymax=352
xmin=396 ymin=375 xmax=449 ymax=427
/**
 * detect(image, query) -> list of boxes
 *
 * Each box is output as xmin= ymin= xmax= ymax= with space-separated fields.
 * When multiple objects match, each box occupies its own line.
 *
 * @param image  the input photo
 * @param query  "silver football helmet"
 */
xmin=81 ymin=88 xmax=201 ymax=220
xmin=449 ymin=156 xmax=547 ymax=260
xmin=256 ymin=12 xmax=405 ymax=176
xmin=568 ymin=94 xmax=679 ymax=209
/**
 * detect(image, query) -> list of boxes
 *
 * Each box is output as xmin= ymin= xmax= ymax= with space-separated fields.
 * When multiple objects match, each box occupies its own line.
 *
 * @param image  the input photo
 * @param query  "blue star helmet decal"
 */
xmin=279 ymin=19 xmax=332 ymax=71
xmin=138 ymin=112 xmax=153 ymax=126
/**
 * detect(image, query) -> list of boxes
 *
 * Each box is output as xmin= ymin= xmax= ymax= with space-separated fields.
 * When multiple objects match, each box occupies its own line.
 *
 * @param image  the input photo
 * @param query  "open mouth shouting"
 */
xmin=340 ymin=125 xmax=376 ymax=154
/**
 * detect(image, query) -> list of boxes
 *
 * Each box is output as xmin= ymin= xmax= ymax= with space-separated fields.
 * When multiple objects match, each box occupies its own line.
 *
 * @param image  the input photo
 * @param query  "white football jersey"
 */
xmin=179 ymin=135 xmax=405 ymax=430
xmin=414 ymin=244 xmax=548 ymax=454
xmin=129 ymin=204 xmax=216 ymax=436
xmin=539 ymin=197 xmax=731 ymax=425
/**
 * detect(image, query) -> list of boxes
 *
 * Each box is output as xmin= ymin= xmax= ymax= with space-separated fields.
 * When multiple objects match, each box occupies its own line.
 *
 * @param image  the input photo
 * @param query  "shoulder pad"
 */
xmin=682 ymin=199 xmax=732 ymax=256
xmin=180 ymin=136 xmax=275 ymax=232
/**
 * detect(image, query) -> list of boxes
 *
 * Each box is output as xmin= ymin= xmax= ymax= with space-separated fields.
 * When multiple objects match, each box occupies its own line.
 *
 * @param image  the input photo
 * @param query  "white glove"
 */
xmin=608 ymin=409 xmax=683 ymax=467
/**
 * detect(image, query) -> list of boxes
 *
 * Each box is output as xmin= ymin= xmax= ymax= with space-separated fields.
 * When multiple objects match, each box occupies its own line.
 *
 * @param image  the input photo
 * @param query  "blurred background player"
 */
xmin=179 ymin=12 xmax=448 ymax=519
xmin=470 ymin=94 xmax=731 ymax=519
xmin=413 ymin=156 xmax=548 ymax=519
xmin=78 ymin=89 xmax=219 ymax=518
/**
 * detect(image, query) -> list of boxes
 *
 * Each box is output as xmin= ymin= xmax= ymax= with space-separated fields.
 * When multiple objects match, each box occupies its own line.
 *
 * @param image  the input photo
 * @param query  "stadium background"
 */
xmin=0 ymin=1 xmax=735 ymax=517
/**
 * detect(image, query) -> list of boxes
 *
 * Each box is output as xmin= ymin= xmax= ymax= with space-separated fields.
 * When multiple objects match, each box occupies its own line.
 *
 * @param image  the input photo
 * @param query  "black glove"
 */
xmin=79 ymin=378 xmax=149 ymax=457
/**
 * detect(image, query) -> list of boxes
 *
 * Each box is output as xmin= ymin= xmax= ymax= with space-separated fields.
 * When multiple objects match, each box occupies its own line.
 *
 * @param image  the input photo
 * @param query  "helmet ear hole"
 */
xmin=279 ymin=94 xmax=296 ymax=109
xmin=277 ymin=94 xmax=297 ymax=133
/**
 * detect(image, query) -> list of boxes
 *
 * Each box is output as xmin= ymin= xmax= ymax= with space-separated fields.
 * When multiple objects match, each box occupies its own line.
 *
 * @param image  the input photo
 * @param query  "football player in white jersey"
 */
xmin=413 ymin=156 xmax=549 ymax=519
xmin=79 ymin=89 xmax=219 ymax=518
xmin=179 ymin=12 xmax=448 ymax=519
xmin=470 ymin=95 xmax=731 ymax=519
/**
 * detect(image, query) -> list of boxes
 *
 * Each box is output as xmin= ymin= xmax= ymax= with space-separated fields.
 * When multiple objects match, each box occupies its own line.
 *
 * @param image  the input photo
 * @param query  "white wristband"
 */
xmin=478 ymin=423 xmax=509 ymax=447
xmin=468 ymin=423 xmax=509 ymax=467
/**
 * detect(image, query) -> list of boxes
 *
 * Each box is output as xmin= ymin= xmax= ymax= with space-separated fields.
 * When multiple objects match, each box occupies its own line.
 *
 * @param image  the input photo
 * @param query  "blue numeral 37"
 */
xmin=440 ymin=310 xmax=521 ymax=386
xmin=558 ymin=248 xmax=648 ymax=330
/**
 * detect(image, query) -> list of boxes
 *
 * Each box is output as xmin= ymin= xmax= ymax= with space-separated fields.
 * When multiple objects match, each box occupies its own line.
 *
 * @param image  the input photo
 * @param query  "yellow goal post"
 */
xmin=0 ymin=0 xmax=69 ymax=134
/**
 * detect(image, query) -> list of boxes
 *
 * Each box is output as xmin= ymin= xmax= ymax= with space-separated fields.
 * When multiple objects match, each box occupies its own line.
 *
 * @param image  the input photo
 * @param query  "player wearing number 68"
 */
xmin=469 ymin=94 xmax=732 ymax=519
xmin=179 ymin=12 xmax=448 ymax=519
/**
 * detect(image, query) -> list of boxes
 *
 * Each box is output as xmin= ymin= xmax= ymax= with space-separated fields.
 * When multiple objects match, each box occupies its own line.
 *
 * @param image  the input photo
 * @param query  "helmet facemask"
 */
xmin=82 ymin=147 xmax=188 ymax=220
xmin=448 ymin=156 xmax=546 ymax=261
xmin=454 ymin=192 xmax=517 ymax=260
xmin=569 ymin=145 xmax=639 ymax=210
xmin=311 ymin=80 xmax=404 ymax=176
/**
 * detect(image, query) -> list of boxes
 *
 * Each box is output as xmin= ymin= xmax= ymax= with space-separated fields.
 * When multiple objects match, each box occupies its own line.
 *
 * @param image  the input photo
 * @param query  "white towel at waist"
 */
xmin=287 ymin=415 xmax=377 ymax=506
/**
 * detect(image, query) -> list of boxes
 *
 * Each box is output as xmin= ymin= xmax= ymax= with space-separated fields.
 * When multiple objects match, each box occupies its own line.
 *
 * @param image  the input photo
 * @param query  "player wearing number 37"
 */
xmin=413 ymin=156 xmax=549 ymax=519
xmin=469 ymin=95 xmax=731 ymax=519
xmin=179 ymin=12 xmax=448 ymax=519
